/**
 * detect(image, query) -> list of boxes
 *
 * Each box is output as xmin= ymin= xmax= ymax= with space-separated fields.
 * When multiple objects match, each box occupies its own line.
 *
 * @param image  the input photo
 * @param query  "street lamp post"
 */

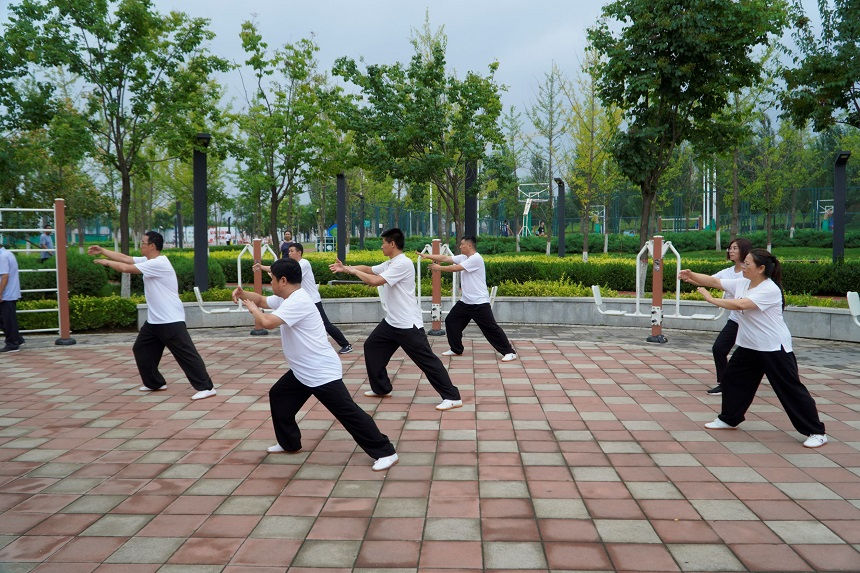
xmin=193 ymin=133 xmax=211 ymax=291
xmin=833 ymin=151 xmax=851 ymax=264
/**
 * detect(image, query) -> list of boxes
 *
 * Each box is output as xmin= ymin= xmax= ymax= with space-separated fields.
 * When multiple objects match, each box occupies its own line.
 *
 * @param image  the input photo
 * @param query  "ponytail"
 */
xmin=749 ymin=248 xmax=785 ymax=309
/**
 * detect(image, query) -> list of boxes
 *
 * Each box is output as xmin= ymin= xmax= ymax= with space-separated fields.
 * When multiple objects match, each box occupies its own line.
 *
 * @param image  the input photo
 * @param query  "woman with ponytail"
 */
xmin=679 ymin=249 xmax=827 ymax=448
xmin=704 ymin=237 xmax=752 ymax=395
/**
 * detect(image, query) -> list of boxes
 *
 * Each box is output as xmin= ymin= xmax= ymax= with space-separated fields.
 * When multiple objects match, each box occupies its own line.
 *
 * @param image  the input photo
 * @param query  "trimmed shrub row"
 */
xmin=17 ymin=295 xmax=142 ymax=332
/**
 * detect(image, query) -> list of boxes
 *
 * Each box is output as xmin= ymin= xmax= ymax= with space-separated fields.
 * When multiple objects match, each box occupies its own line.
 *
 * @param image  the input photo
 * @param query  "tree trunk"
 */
xmin=581 ymin=202 xmax=590 ymax=262
xmin=639 ymin=182 xmax=656 ymax=249
xmin=77 ymin=217 xmax=85 ymax=254
xmin=120 ymin=168 xmax=132 ymax=298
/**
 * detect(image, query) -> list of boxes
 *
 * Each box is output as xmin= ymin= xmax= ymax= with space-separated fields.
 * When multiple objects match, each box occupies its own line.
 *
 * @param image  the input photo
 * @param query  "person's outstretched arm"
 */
xmin=429 ymin=263 xmax=465 ymax=273
xmin=329 ymin=259 xmax=386 ymax=286
xmin=87 ymin=245 xmax=135 ymax=264
xmin=679 ymin=269 xmax=723 ymax=290
xmin=417 ymin=251 xmax=454 ymax=264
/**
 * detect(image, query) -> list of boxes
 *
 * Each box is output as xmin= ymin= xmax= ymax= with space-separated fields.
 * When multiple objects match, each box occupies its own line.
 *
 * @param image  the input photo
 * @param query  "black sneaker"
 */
xmin=707 ymin=384 xmax=722 ymax=395
xmin=339 ymin=344 xmax=353 ymax=354
xmin=0 ymin=347 xmax=20 ymax=353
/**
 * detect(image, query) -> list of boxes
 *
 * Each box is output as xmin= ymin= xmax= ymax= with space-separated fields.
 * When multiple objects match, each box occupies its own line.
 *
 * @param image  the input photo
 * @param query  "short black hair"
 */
xmin=461 ymin=236 xmax=477 ymax=248
xmin=145 ymin=230 xmax=164 ymax=251
xmin=381 ymin=228 xmax=405 ymax=250
xmin=288 ymin=242 xmax=304 ymax=255
xmin=271 ymin=258 xmax=302 ymax=285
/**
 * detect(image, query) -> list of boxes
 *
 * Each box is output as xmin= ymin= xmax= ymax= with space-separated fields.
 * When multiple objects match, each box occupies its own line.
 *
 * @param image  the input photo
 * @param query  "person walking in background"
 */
xmin=280 ymin=231 xmax=295 ymax=259
xmin=89 ymin=231 xmax=216 ymax=400
xmin=233 ymin=258 xmax=399 ymax=471
xmin=679 ymin=248 xmax=827 ymax=448
xmin=705 ymin=237 xmax=752 ymax=395
xmin=39 ymin=226 xmax=54 ymax=263
xmin=0 ymin=242 xmax=24 ymax=353
xmin=329 ymin=228 xmax=463 ymax=411
xmin=418 ymin=236 xmax=517 ymax=362
xmin=254 ymin=242 xmax=353 ymax=354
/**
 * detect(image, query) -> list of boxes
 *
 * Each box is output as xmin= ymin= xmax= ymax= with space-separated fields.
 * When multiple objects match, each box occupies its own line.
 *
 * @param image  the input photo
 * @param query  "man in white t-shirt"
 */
xmin=232 ymin=258 xmax=398 ymax=471
xmin=88 ymin=231 xmax=216 ymax=400
xmin=418 ymin=236 xmax=517 ymax=362
xmin=329 ymin=228 xmax=463 ymax=411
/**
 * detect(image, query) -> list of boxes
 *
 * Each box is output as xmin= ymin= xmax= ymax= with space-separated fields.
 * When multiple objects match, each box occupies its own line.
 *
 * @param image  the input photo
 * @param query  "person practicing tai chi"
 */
xmin=418 ymin=236 xmax=517 ymax=362
xmin=254 ymin=243 xmax=353 ymax=354
xmin=329 ymin=228 xmax=463 ymax=411
xmin=89 ymin=231 xmax=216 ymax=400
xmin=705 ymin=237 xmax=752 ymax=396
xmin=679 ymin=248 xmax=827 ymax=448
xmin=233 ymin=258 xmax=398 ymax=471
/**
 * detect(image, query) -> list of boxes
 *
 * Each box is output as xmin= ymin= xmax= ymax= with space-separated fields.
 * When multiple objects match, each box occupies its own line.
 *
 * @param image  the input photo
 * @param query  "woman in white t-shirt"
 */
xmin=704 ymin=237 xmax=752 ymax=396
xmin=679 ymin=248 xmax=827 ymax=448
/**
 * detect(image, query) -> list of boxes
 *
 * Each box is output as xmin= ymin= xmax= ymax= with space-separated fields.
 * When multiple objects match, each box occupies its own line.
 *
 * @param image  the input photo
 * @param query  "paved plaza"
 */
xmin=0 ymin=324 xmax=858 ymax=572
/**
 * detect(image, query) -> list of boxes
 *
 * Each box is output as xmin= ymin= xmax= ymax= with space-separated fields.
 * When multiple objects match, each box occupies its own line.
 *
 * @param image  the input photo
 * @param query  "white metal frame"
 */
xmin=0 ymin=207 xmax=62 ymax=334
xmin=847 ymin=291 xmax=860 ymax=327
xmin=190 ymin=242 xmax=278 ymax=315
xmin=592 ymin=239 xmax=724 ymax=321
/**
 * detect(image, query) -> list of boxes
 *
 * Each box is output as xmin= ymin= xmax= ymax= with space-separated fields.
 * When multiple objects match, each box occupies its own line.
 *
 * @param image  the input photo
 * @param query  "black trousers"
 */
xmin=133 ymin=321 xmax=214 ymax=391
xmin=444 ymin=301 xmax=514 ymax=356
xmin=719 ymin=346 xmax=825 ymax=436
xmin=269 ymin=370 xmax=396 ymax=459
xmin=315 ymin=301 xmax=349 ymax=348
xmin=712 ymin=319 xmax=739 ymax=384
xmin=0 ymin=299 xmax=22 ymax=349
xmin=363 ymin=320 xmax=460 ymax=400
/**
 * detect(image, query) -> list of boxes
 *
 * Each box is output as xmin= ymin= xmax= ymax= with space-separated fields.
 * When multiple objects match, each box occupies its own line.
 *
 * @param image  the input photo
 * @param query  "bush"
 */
xmin=18 ymin=295 xmax=142 ymax=331
xmin=18 ymin=251 xmax=108 ymax=299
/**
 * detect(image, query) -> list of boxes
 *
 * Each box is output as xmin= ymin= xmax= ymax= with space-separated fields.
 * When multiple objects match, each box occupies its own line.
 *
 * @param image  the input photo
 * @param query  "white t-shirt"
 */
xmin=267 ymin=289 xmax=342 ymax=387
xmin=452 ymin=253 xmax=490 ymax=305
xmin=372 ymin=253 xmax=423 ymax=328
xmin=133 ymin=255 xmax=185 ymax=324
xmin=0 ymin=248 xmax=21 ymax=300
xmin=720 ymin=277 xmax=792 ymax=352
xmin=298 ymin=258 xmax=322 ymax=303
xmin=712 ymin=265 xmax=744 ymax=323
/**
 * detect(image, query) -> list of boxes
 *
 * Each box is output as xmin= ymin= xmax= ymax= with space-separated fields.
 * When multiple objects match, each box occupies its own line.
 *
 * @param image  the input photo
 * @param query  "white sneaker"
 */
xmin=139 ymin=385 xmax=167 ymax=391
xmin=266 ymin=444 xmax=285 ymax=453
xmin=803 ymin=434 xmax=828 ymax=448
xmin=191 ymin=389 xmax=217 ymax=400
xmin=372 ymin=453 xmax=399 ymax=471
xmin=442 ymin=350 xmax=460 ymax=356
xmin=704 ymin=418 xmax=736 ymax=430
xmin=364 ymin=390 xmax=390 ymax=398
xmin=501 ymin=353 xmax=518 ymax=362
xmin=435 ymin=399 xmax=463 ymax=411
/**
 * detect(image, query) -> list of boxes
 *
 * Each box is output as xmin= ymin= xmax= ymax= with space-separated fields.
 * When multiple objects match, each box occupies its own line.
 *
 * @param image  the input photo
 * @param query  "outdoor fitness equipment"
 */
xmin=0 ymin=199 xmax=75 ymax=345
xmin=848 ymin=291 xmax=860 ymax=328
xmin=592 ymin=235 xmax=725 ymax=343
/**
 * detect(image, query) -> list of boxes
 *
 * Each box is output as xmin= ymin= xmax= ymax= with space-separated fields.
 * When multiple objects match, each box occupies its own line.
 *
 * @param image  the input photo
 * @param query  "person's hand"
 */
xmin=679 ymin=269 xmax=692 ymax=282
xmin=417 ymin=251 xmax=430 ymax=259
xmin=231 ymin=287 xmax=245 ymax=303
xmin=329 ymin=258 xmax=347 ymax=273
xmin=697 ymin=286 xmax=713 ymax=301
xmin=429 ymin=263 xmax=441 ymax=271
xmin=93 ymin=259 xmax=109 ymax=266
xmin=241 ymin=298 xmax=260 ymax=314
xmin=87 ymin=245 xmax=104 ymax=255
xmin=252 ymin=262 xmax=270 ymax=274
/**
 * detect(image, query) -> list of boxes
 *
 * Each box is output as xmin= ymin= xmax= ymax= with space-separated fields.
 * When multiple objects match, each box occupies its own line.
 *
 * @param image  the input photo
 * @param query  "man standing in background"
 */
xmin=0 ymin=242 xmax=23 ymax=353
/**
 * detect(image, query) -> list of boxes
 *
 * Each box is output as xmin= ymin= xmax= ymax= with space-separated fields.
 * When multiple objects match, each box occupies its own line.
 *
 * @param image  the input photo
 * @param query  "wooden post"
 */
xmin=427 ymin=238 xmax=445 ymax=336
xmin=54 ymin=198 xmax=75 ymax=345
xmin=646 ymin=235 xmax=667 ymax=343
xmin=250 ymin=238 xmax=268 ymax=336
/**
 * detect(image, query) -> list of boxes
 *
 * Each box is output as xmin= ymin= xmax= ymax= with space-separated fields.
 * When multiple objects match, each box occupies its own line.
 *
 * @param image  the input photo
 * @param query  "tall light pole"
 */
xmin=833 ymin=151 xmax=851 ymax=264
xmin=193 ymin=133 xmax=211 ymax=291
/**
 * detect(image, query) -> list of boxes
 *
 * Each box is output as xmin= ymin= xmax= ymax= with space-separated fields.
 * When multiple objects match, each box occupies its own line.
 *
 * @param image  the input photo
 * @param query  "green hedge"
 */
xmin=19 ymin=252 xmax=109 ymax=299
xmin=17 ymin=295 xmax=143 ymax=331
xmin=349 ymin=230 xmax=860 ymax=254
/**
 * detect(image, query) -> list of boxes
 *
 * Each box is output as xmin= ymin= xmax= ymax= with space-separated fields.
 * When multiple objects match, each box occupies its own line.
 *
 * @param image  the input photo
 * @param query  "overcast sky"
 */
xmin=152 ymin=0 xmax=608 ymax=116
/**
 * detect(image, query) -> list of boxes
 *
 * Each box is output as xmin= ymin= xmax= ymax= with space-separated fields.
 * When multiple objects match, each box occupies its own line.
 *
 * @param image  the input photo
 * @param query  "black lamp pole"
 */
xmin=554 ymin=178 xmax=566 ymax=258
xmin=193 ymin=133 xmax=211 ymax=290
xmin=833 ymin=151 xmax=851 ymax=264
xmin=336 ymin=174 xmax=347 ymax=262
xmin=464 ymin=160 xmax=478 ymax=238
